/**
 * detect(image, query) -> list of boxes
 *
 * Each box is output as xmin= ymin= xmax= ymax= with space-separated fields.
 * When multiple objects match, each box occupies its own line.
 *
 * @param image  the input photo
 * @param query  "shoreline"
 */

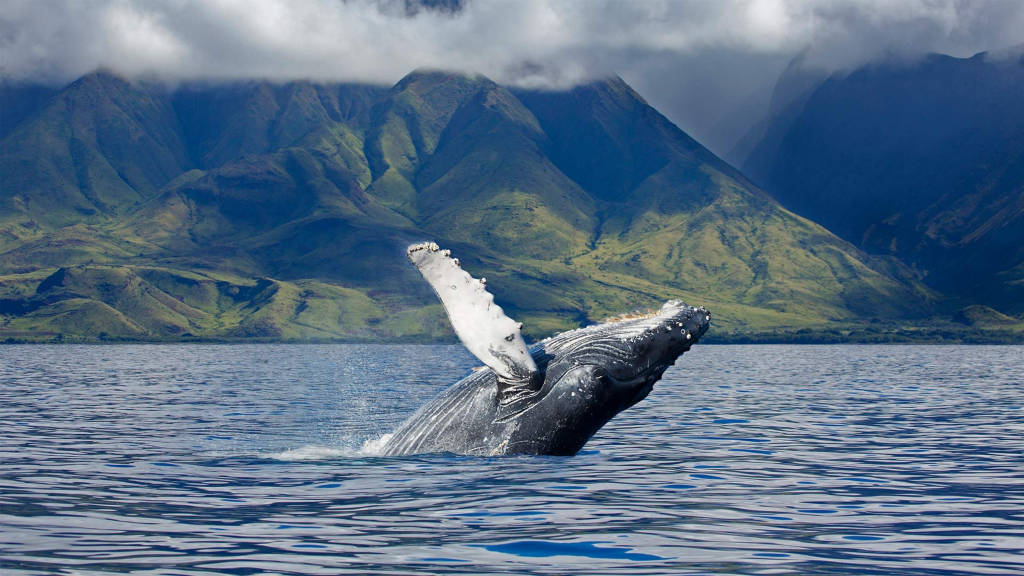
xmin=3 ymin=332 xmax=1022 ymax=345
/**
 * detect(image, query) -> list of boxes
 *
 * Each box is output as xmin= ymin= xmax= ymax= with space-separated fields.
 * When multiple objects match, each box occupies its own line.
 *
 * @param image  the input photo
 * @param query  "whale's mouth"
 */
xmin=601 ymin=360 xmax=671 ymax=406
xmin=531 ymin=299 xmax=710 ymax=409
xmin=595 ymin=303 xmax=709 ymax=404
xmin=627 ymin=375 xmax=658 ymax=405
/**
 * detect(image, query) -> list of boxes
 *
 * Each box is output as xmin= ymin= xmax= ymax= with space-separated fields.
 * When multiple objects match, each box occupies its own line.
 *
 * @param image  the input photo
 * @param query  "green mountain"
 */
xmin=742 ymin=52 xmax=1024 ymax=318
xmin=3 ymin=69 xmax=987 ymax=343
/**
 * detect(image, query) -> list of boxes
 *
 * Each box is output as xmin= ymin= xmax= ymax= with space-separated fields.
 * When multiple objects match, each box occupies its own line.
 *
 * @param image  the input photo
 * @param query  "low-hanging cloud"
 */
xmin=3 ymin=0 xmax=1022 ymax=86
xmin=2 ymin=0 xmax=1022 ymax=156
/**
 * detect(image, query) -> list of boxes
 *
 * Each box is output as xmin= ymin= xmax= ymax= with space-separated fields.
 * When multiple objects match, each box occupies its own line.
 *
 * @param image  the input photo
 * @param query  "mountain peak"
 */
xmin=582 ymin=73 xmax=633 ymax=92
xmin=394 ymin=68 xmax=493 ymax=92
xmin=569 ymin=75 xmax=657 ymax=115
xmin=68 ymin=68 xmax=131 ymax=91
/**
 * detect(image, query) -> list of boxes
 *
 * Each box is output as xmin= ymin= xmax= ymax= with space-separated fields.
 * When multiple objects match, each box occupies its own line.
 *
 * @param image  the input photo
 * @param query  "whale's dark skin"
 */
xmin=381 ymin=299 xmax=710 ymax=456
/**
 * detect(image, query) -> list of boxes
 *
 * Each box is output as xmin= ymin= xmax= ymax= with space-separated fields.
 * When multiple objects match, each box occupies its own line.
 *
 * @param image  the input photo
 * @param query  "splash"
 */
xmin=271 ymin=445 xmax=359 ymax=461
xmin=359 ymin=433 xmax=393 ymax=456
xmin=270 ymin=433 xmax=394 ymax=461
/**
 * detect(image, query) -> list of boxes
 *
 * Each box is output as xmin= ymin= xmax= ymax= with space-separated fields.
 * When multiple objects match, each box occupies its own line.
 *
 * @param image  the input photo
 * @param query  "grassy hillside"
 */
xmin=4 ymin=69 xmax=1014 ymax=343
xmin=0 ymin=72 xmax=191 ymax=227
xmin=0 ymin=265 xmax=449 ymax=342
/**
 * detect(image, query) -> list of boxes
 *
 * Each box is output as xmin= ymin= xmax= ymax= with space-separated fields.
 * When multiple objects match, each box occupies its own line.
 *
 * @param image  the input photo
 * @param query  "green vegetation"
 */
xmin=2 ymin=70 xmax=1021 ymax=343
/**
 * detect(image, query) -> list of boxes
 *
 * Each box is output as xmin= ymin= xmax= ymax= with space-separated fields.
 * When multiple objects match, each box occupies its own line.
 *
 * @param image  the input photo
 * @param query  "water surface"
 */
xmin=1 ymin=344 xmax=1022 ymax=574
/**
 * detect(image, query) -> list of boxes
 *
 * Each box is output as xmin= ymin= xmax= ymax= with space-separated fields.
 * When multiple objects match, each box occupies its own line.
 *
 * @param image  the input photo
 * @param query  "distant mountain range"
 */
xmin=741 ymin=51 xmax=1024 ymax=320
xmin=0 ymin=67 xmax=1018 ymax=342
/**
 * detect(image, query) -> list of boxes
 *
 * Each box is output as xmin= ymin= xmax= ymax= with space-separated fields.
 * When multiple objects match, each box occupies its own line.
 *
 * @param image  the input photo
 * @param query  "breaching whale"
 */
xmin=380 ymin=242 xmax=710 ymax=456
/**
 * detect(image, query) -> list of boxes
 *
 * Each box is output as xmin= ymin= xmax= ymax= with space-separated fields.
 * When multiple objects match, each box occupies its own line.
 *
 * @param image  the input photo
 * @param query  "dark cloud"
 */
xmin=2 ymin=0 xmax=1022 ymax=156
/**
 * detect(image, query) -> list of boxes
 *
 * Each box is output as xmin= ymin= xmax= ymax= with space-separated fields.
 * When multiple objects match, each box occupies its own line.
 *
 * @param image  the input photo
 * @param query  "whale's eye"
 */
xmin=592 ymin=367 xmax=613 ymax=387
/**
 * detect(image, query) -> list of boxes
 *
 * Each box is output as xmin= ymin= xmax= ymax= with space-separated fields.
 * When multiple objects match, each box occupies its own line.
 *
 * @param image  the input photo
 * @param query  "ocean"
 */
xmin=1 ymin=344 xmax=1022 ymax=575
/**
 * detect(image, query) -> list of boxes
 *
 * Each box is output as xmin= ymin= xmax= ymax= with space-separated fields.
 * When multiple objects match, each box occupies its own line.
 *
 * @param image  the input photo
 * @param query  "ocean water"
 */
xmin=1 ymin=344 xmax=1022 ymax=575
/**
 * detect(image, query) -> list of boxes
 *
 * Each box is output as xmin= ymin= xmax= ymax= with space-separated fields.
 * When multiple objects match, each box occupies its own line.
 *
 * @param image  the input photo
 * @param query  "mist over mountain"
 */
xmin=6 ymin=0 xmax=1024 ymax=177
xmin=743 ymin=51 xmax=1024 ymax=316
xmin=1 ymin=69 xmax=947 ymax=342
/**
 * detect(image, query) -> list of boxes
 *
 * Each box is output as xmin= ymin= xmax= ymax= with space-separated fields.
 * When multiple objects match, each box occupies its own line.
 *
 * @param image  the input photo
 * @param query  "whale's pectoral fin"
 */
xmin=408 ymin=243 xmax=539 ymax=398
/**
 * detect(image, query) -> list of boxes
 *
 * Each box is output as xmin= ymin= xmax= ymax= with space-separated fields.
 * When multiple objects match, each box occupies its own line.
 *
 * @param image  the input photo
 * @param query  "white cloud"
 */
xmin=2 ymin=0 xmax=1021 ymax=86
xmin=1 ymin=0 xmax=1021 ymax=157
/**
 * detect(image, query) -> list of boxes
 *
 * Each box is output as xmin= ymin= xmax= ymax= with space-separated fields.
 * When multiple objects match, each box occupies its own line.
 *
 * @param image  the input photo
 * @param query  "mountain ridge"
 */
xmin=742 ymin=51 xmax=1024 ymax=316
xmin=3 ymin=68 xmax=1009 ymax=343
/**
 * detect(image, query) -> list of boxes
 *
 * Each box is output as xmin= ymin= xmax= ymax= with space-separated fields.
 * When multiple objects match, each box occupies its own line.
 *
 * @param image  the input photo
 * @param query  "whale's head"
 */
xmin=539 ymin=300 xmax=710 ymax=402
xmin=506 ymin=301 xmax=710 ymax=454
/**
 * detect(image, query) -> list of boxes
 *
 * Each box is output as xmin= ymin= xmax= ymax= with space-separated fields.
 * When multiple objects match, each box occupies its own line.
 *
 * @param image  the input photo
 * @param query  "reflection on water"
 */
xmin=1 ymin=344 xmax=1022 ymax=575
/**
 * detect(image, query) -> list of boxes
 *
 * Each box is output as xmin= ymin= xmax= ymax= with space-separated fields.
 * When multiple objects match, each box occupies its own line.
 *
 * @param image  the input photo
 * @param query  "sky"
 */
xmin=3 ymin=0 xmax=1023 ymax=158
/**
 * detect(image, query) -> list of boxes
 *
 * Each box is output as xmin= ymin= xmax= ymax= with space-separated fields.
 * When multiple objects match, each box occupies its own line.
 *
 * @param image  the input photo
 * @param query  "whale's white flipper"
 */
xmin=408 ymin=243 xmax=538 ymax=390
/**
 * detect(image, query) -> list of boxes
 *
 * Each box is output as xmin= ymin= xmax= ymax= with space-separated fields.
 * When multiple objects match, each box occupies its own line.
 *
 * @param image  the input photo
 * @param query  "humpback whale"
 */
xmin=380 ymin=242 xmax=710 ymax=456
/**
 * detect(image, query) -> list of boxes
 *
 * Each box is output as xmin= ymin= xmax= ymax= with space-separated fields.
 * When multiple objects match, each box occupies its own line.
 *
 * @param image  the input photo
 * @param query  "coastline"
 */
xmin=4 ymin=326 xmax=1022 ymax=345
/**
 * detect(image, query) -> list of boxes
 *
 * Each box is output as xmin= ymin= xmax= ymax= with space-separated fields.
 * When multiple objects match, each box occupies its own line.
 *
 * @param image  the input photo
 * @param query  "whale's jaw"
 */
xmin=538 ymin=300 xmax=711 ymax=390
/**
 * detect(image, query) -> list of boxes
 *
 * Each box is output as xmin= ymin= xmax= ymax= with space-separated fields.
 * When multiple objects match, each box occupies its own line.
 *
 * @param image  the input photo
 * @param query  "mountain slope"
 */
xmin=173 ymin=81 xmax=384 ymax=170
xmin=0 ymin=72 xmax=191 ymax=228
xmin=743 ymin=52 xmax=1024 ymax=314
xmin=1 ymin=70 xmax=946 ymax=342
xmin=511 ymin=79 xmax=932 ymax=329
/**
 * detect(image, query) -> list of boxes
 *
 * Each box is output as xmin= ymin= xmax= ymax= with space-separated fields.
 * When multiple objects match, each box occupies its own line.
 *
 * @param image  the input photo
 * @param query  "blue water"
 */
xmin=1 ymin=344 xmax=1022 ymax=575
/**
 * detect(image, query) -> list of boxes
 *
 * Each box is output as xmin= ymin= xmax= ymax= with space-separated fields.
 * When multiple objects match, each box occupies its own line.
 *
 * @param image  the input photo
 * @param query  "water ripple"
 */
xmin=1 ymin=344 xmax=1022 ymax=574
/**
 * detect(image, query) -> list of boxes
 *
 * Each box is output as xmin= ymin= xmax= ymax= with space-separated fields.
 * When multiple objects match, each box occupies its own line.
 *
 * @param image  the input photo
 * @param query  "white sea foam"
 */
xmin=270 ymin=434 xmax=394 ymax=461
xmin=271 ymin=445 xmax=359 ymax=461
xmin=359 ymin=433 xmax=393 ymax=456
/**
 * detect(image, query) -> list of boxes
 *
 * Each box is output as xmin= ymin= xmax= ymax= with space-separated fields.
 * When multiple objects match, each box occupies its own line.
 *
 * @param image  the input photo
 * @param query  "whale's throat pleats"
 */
xmin=407 ymin=243 xmax=539 ymax=404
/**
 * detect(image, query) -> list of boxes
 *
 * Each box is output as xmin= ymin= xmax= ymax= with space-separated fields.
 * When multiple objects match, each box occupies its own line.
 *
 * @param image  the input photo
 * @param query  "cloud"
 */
xmin=1 ymin=1 xmax=1021 ymax=157
xmin=2 ymin=0 xmax=1021 ymax=86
